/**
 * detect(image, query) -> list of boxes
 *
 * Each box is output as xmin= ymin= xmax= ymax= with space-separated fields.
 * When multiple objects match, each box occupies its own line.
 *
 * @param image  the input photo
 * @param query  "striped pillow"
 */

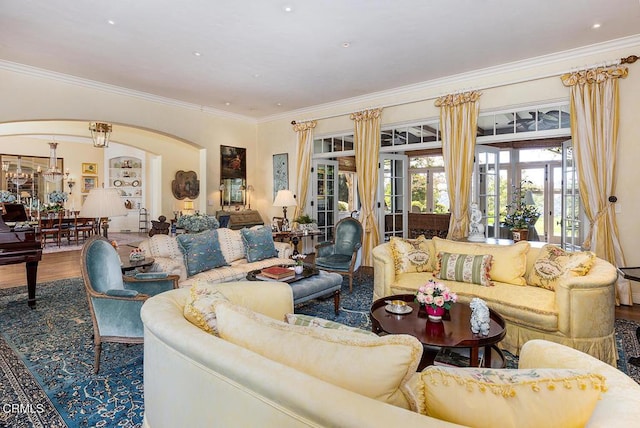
xmin=435 ymin=252 xmax=493 ymax=286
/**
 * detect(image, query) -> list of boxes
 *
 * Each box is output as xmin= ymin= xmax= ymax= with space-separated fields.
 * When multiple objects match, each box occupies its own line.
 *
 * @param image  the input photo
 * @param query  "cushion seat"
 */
xmin=315 ymin=254 xmax=353 ymax=271
xmin=391 ymin=272 xmax=558 ymax=332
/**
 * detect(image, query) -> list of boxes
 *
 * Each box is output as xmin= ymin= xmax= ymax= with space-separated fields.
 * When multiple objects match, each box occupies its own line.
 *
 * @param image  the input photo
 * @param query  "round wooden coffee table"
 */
xmin=370 ymin=294 xmax=506 ymax=371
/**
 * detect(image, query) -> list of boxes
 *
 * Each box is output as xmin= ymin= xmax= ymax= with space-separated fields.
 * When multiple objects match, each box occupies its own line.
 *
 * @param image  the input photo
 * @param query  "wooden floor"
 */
xmin=2 ymin=245 xmax=640 ymax=322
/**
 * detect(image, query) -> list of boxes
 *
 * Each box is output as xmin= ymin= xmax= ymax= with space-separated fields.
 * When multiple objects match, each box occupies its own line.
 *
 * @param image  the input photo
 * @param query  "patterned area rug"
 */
xmin=0 ymin=274 xmax=638 ymax=427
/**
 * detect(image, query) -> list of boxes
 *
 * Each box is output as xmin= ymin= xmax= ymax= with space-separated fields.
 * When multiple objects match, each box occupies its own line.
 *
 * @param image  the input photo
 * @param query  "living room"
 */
xmin=2 ymin=1 xmax=640 ymax=427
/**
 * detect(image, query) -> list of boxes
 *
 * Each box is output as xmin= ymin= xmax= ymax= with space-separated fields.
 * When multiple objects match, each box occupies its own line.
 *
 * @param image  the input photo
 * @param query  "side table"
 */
xmin=121 ymin=257 xmax=155 ymax=274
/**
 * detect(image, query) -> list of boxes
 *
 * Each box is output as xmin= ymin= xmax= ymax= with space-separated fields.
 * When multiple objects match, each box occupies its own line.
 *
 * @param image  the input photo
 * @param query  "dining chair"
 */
xmin=81 ymin=235 xmax=179 ymax=373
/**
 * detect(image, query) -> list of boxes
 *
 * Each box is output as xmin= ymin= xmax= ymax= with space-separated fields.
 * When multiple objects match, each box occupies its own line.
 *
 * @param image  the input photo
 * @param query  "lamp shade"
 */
xmin=273 ymin=189 xmax=296 ymax=207
xmin=80 ymin=188 xmax=128 ymax=218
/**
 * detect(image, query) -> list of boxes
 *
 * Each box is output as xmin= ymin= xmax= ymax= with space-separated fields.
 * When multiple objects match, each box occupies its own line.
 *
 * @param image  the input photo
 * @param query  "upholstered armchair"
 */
xmin=80 ymin=235 xmax=179 ymax=373
xmin=313 ymin=217 xmax=363 ymax=292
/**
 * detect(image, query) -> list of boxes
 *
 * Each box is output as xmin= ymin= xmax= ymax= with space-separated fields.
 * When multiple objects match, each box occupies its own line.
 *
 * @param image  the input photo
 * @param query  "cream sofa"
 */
xmin=136 ymin=227 xmax=293 ymax=287
xmin=372 ymin=237 xmax=619 ymax=366
xmin=140 ymin=281 xmax=640 ymax=428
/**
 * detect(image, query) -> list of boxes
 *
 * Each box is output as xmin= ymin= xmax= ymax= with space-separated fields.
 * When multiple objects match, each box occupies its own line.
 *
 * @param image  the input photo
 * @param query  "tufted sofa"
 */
xmin=372 ymin=237 xmax=618 ymax=366
xmin=136 ymin=226 xmax=293 ymax=287
xmin=140 ymin=281 xmax=640 ymax=427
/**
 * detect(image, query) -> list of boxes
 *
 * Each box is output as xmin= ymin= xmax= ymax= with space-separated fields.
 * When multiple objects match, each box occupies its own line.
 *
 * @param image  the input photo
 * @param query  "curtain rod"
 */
xmin=291 ymin=54 xmax=638 ymax=125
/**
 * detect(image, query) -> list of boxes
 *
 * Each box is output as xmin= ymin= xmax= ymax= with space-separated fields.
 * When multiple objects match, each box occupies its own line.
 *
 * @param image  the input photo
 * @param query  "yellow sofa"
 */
xmin=140 ymin=281 xmax=640 ymax=427
xmin=372 ymin=237 xmax=618 ymax=366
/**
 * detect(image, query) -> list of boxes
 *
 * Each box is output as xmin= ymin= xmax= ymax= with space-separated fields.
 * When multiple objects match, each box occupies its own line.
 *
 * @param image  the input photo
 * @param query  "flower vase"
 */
xmin=294 ymin=265 xmax=304 ymax=275
xmin=426 ymin=305 xmax=446 ymax=322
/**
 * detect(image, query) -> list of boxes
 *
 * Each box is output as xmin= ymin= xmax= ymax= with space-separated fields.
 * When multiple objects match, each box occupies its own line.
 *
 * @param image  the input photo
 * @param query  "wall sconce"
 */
xmin=67 ymin=177 xmax=75 ymax=194
xmin=183 ymin=199 xmax=194 ymax=213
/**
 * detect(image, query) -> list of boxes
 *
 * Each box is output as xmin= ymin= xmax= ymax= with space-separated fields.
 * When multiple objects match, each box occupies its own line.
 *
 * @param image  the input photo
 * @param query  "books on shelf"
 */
xmin=259 ymin=266 xmax=296 ymax=280
xmin=434 ymin=347 xmax=484 ymax=367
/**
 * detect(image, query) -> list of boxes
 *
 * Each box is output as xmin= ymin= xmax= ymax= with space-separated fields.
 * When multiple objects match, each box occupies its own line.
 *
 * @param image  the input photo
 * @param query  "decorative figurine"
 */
xmin=470 ymin=297 xmax=491 ymax=336
xmin=467 ymin=202 xmax=485 ymax=242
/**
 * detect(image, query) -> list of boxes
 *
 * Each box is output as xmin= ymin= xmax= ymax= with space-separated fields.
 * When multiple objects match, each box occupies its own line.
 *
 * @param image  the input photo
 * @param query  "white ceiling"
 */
xmin=1 ymin=0 xmax=639 ymax=120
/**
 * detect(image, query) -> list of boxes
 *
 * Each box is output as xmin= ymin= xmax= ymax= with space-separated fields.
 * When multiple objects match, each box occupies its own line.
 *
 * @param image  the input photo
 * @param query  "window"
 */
xmin=409 ymin=155 xmax=449 ymax=213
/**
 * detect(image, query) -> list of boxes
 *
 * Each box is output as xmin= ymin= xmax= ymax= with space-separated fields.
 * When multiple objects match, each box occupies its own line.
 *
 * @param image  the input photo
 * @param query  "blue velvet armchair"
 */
xmin=80 ymin=235 xmax=179 ymax=373
xmin=313 ymin=217 xmax=363 ymax=292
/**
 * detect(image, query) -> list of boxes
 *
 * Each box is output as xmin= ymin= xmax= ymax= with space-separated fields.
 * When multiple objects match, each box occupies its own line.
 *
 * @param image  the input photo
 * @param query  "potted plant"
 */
xmin=292 ymin=253 xmax=306 ymax=274
xmin=502 ymin=180 xmax=540 ymax=242
xmin=177 ymin=213 xmax=219 ymax=233
xmin=293 ymin=214 xmax=317 ymax=234
xmin=415 ymin=279 xmax=458 ymax=322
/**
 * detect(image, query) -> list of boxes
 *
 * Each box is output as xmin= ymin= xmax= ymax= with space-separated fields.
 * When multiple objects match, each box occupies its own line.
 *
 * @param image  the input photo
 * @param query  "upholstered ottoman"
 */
xmin=291 ymin=271 xmax=343 ymax=314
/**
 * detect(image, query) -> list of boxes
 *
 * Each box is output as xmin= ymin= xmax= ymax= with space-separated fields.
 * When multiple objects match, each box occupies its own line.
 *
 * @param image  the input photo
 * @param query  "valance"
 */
xmin=434 ymin=91 xmax=481 ymax=107
xmin=561 ymin=66 xmax=628 ymax=86
xmin=292 ymin=120 xmax=317 ymax=132
xmin=349 ymin=108 xmax=382 ymax=122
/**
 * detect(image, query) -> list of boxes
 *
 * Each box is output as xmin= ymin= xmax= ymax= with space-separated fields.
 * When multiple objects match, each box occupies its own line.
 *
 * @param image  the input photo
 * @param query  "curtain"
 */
xmin=351 ymin=108 xmax=383 ymax=266
xmin=561 ymin=65 xmax=630 ymax=304
xmin=435 ymin=91 xmax=481 ymax=240
xmin=292 ymin=120 xmax=317 ymax=220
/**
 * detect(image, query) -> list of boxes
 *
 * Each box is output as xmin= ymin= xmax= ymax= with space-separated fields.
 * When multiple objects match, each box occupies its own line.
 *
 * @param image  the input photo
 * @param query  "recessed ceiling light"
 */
xmin=107 ymin=19 xmax=116 ymax=25
xmin=342 ymin=42 xmax=351 ymax=48
xmin=276 ymin=102 xmax=282 ymax=107
xmin=283 ymin=6 xmax=293 ymax=12
xmin=253 ymin=73 xmax=260 ymax=78
xmin=592 ymin=23 xmax=601 ymax=29
xmin=224 ymin=102 xmax=231 ymax=106
xmin=193 ymin=51 xmax=202 ymax=57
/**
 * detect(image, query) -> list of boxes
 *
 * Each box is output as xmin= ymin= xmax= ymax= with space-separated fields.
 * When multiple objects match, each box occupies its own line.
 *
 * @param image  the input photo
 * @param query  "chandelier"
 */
xmin=89 ymin=122 xmax=112 ymax=148
xmin=2 ymin=157 xmax=31 ymax=186
xmin=43 ymin=142 xmax=65 ymax=183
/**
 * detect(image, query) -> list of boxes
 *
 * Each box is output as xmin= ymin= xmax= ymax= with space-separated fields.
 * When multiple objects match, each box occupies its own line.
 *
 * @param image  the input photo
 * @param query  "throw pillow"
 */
xmin=527 ymin=244 xmax=596 ymax=291
xmin=216 ymin=228 xmax=246 ymax=263
xmin=407 ymin=366 xmax=606 ymax=428
xmin=285 ymin=313 xmax=378 ymax=336
xmin=183 ymin=283 xmax=230 ymax=335
xmin=240 ymin=226 xmax=278 ymax=263
xmin=389 ymin=235 xmax=435 ymax=274
xmin=177 ymin=229 xmax=228 ymax=277
xmin=216 ymin=301 xmax=422 ymax=409
xmin=432 ymin=237 xmax=530 ymax=285
xmin=434 ymin=252 xmax=493 ymax=286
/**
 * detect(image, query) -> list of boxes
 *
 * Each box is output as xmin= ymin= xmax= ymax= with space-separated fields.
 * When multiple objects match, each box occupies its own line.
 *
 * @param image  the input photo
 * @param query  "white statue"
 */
xmin=470 ymin=298 xmax=491 ymax=336
xmin=467 ymin=203 xmax=485 ymax=242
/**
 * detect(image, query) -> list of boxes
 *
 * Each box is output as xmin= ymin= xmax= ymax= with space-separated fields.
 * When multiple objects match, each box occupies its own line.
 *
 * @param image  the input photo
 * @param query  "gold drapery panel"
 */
xmin=292 ymin=120 xmax=317 ymax=219
xmin=435 ymin=91 xmax=481 ymax=240
xmin=561 ymin=65 xmax=630 ymax=304
xmin=351 ymin=107 xmax=382 ymax=266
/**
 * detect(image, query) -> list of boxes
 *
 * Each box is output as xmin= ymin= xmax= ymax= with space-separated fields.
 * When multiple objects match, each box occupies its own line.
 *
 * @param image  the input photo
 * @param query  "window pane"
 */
xmin=495 ymin=113 xmax=514 ymax=135
xmin=343 ymin=135 xmax=354 ymax=151
xmin=477 ymin=114 xmax=495 ymax=137
xmin=432 ymin=171 xmax=449 ymax=213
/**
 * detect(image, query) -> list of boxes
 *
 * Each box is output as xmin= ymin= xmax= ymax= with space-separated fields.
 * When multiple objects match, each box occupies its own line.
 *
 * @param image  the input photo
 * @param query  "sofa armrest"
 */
xmin=214 ymin=280 xmax=294 ymax=321
xmin=372 ymin=243 xmax=396 ymax=300
xmin=123 ymin=274 xmax=180 ymax=296
xmin=554 ymin=258 xmax=617 ymax=339
xmin=519 ymin=339 xmax=640 ymax=427
xmin=274 ymin=241 xmax=292 ymax=259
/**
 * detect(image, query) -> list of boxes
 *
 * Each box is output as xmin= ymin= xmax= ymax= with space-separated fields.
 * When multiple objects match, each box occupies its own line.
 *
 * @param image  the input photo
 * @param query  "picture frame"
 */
xmin=220 ymin=145 xmax=246 ymax=180
xmin=82 ymin=162 xmax=98 ymax=175
xmin=82 ymin=176 xmax=97 ymax=193
xmin=273 ymin=153 xmax=288 ymax=199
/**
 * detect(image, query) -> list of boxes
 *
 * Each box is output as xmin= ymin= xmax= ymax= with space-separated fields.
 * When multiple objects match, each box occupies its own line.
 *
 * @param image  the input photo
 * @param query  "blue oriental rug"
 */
xmin=0 ymin=274 xmax=638 ymax=427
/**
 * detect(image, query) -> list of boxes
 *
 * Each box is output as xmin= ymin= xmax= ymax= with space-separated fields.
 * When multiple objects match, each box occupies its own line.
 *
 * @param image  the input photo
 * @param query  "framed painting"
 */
xmin=82 ymin=176 xmax=97 ymax=193
xmin=220 ymin=145 xmax=246 ymax=180
xmin=82 ymin=162 xmax=98 ymax=175
xmin=273 ymin=153 xmax=288 ymax=199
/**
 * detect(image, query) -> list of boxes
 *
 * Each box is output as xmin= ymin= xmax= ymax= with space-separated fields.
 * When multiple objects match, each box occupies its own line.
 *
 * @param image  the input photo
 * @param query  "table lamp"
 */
xmin=79 ymin=188 xmax=127 ymax=238
xmin=273 ymin=189 xmax=296 ymax=220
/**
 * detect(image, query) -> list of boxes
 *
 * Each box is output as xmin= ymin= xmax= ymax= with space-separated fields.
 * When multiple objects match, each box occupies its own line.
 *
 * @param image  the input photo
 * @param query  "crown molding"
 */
xmin=0 ymin=60 xmax=257 ymax=123
xmin=259 ymin=34 xmax=640 ymax=123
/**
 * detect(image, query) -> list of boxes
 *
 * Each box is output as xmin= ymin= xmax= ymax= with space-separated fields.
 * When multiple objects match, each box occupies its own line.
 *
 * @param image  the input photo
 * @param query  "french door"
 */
xmin=378 ymin=154 xmax=408 ymax=241
xmin=473 ymin=146 xmax=500 ymax=239
xmin=561 ymin=140 xmax=584 ymax=251
xmin=311 ymin=159 xmax=339 ymax=241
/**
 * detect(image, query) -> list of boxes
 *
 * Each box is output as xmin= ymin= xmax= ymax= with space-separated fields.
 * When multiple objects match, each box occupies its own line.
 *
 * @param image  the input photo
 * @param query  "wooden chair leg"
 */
xmin=94 ymin=342 xmax=102 ymax=374
xmin=348 ymin=274 xmax=353 ymax=293
xmin=333 ymin=290 xmax=340 ymax=314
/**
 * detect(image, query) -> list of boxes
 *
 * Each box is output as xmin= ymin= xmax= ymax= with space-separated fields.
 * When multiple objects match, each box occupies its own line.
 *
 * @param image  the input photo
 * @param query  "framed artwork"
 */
xmin=171 ymin=170 xmax=200 ymax=200
xmin=273 ymin=153 xmax=288 ymax=199
xmin=82 ymin=162 xmax=98 ymax=175
xmin=220 ymin=145 xmax=246 ymax=180
xmin=82 ymin=176 xmax=97 ymax=193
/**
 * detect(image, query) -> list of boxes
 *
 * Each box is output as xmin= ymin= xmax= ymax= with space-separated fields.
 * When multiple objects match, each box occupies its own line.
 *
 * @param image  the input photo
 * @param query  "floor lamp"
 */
xmin=79 ymin=188 xmax=127 ymax=239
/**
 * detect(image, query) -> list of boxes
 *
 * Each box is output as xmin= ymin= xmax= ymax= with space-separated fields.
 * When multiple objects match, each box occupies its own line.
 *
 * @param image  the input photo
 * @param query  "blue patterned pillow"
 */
xmin=177 ymin=229 xmax=228 ymax=277
xmin=240 ymin=227 xmax=278 ymax=262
